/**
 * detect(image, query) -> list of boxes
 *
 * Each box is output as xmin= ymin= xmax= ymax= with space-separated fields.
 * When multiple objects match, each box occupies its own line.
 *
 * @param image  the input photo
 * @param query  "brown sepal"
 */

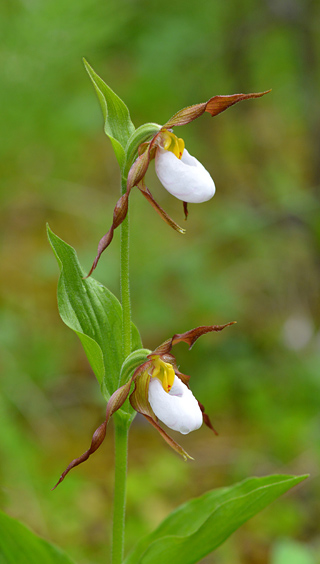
xmin=138 ymin=181 xmax=185 ymax=234
xmin=198 ymin=401 xmax=218 ymax=436
xmin=86 ymin=190 xmax=131 ymax=277
xmin=163 ymin=103 xmax=207 ymax=128
xmin=86 ymin=134 xmax=165 ymax=277
xmin=153 ymin=321 xmax=236 ymax=356
xmin=129 ymin=360 xmax=153 ymax=419
xmin=52 ymin=378 xmax=133 ymax=489
xmin=163 ymin=90 xmax=271 ymax=129
xmin=205 ymin=90 xmax=271 ymax=118
xmin=183 ymin=201 xmax=188 ymax=220
xmin=143 ymin=414 xmax=193 ymax=461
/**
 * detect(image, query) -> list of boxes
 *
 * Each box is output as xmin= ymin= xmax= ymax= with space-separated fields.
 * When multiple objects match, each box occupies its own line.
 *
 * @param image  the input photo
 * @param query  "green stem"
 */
xmin=111 ymin=176 xmax=132 ymax=563
xmin=120 ymin=176 xmax=132 ymax=360
xmin=112 ymin=416 xmax=129 ymax=564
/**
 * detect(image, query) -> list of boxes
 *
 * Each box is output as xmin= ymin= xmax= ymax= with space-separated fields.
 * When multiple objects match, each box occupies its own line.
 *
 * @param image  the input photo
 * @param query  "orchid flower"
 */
xmin=87 ymin=90 xmax=270 ymax=276
xmin=53 ymin=321 xmax=235 ymax=488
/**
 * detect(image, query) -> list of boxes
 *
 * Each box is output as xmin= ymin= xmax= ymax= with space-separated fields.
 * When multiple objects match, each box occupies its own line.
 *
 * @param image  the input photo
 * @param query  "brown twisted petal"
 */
xmin=163 ymin=90 xmax=271 ymax=128
xmin=143 ymin=413 xmax=192 ymax=460
xmin=85 ymin=149 xmax=152 ymax=277
xmin=205 ymin=90 xmax=271 ymax=117
xmin=129 ymin=361 xmax=153 ymax=419
xmin=85 ymin=190 xmax=131 ymax=277
xmin=138 ymin=181 xmax=185 ymax=234
xmin=152 ymin=322 xmax=236 ymax=356
xmin=86 ymin=129 xmax=181 ymax=277
xmin=183 ymin=201 xmax=188 ymax=220
xmin=52 ymin=378 xmax=134 ymax=489
xmin=198 ymin=400 xmax=218 ymax=436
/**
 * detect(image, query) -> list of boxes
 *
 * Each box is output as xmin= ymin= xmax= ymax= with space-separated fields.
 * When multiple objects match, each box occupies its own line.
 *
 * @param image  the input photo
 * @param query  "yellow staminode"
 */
xmin=151 ymin=357 xmax=175 ymax=393
xmin=162 ymin=130 xmax=185 ymax=160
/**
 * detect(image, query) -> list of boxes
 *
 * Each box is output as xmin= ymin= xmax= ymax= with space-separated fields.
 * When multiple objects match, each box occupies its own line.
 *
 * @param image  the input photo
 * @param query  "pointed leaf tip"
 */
xmin=83 ymin=59 xmax=135 ymax=167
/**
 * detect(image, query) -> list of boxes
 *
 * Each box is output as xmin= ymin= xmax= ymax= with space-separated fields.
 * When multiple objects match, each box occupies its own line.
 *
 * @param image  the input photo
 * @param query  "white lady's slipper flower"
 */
xmin=155 ymin=131 xmax=215 ymax=204
xmin=88 ymin=90 xmax=270 ymax=276
xmin=148 ymin=372 xmax=203 ymax=434
xmin=53 ymin=323 xmax=235 ymax=487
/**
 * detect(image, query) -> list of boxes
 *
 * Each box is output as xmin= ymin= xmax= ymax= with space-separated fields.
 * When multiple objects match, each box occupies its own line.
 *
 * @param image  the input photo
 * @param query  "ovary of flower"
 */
xmin=148 ymin=374 xmax=203 ymax=434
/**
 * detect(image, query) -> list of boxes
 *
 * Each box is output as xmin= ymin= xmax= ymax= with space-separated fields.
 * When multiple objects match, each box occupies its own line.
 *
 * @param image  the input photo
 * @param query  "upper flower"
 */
xmin=86 ymin=89 xmax=270 ymax=276
xmin=53 ymin=321 xmax=235 ymax=487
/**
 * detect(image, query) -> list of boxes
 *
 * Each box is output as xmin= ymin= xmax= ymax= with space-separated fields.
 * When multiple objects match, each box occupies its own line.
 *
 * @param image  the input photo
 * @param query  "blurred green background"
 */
xmin=1 ymin=0 xmax=319 ymax=562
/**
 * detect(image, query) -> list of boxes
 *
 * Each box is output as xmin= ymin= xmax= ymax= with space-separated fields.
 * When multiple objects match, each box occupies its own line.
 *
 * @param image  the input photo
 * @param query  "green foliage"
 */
xmin=0 ymin=510 xmax=75 ymax=564
xmin=271 ymin=539 xmax=317 ymax=564
xmin=1 ymin=0 xmax=319 ymax=561
xmin=47 ymin=225 xmax=142 ymax=404
xmin=83 ymin=59 xmax=135 ymax=169
xmin=125 ymin=475 xmax=307 ymax=564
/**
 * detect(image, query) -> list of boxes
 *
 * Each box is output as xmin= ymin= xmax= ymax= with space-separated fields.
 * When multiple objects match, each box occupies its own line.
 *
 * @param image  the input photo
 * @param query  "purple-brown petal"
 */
xmin=183 ymin=201 xmax=189 ymax=220
xmin=52 ymin=379 xmax=134 ymax=489
xmin=138 ymin=181 xmax=185 ymax=234
xmin=129 ymin=362 xmax=154 ymax=419
xmin=127 ymin=148 xmax=151 ymax=190
xmin=85 ymin=189 xmax=131 ymax=277
xmin=198 ymin=401 xmax=218 ymax=436
xmin=204 ymin=90 xmax=271 ymax=118
xmin=142 ymin=413 xmax=193 ymax=461
xmin=162 ymin=90 xmax=271 ymax=129
xmin=152 ymin=322 xmax=236 ymax=355
xmin=52 ymin=420 xmax=108 ymax=490
xmin=86 ymin=147 xmax=153 ymax=277
xmin=163 ymin=103 xmax=207 ymax=128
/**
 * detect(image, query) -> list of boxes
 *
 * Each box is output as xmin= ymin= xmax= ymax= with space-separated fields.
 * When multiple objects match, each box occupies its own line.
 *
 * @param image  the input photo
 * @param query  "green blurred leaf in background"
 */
xmin=0 ymin=510 xmax=76 ymax=564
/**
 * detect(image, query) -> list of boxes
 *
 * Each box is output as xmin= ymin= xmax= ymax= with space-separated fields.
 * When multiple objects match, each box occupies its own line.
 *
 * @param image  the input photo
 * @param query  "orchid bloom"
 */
xmin=154 ymin=130 xmax=215 ymax=204
xmin=87 ymin=90 xmax=270 ymax=276
xmin=53 ymin=322 xmax=235 ymax=488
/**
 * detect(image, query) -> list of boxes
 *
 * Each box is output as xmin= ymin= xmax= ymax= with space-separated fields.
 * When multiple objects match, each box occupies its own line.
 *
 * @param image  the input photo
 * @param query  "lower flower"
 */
xmin=148 ymin=371 xmax=203 ymax=434
xmin=53 ymin=322 xmax=235 ymax=488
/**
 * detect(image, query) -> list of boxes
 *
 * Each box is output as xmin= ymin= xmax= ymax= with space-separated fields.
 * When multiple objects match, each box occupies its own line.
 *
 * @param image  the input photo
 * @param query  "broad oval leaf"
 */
xmin=83 ymin=58 xmax=135 ymax=169
xmin=47 ymin=225 xmax=142 ymax=402
xmin=124 ymin=474 xmax=308 ymax=564
xmin=0 ymin=510 xmax=75 ymax=564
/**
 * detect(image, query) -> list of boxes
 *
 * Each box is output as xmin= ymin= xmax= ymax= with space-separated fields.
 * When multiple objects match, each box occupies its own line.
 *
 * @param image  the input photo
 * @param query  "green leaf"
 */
xmin=0 ymin=510 xmax=75 ymax=564
xmin=271 ymin=539 xmax=316 ymax=564
xmin=83 ymin=58 xmax=135 ymax=169
xmin=47 ymin=225 xmax=142 ymax=402
xmin=124 ymin=474 xmax=308 ymax=564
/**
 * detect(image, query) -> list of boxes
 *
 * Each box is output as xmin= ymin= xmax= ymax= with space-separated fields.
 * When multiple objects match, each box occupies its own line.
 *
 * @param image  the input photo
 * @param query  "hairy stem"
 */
xmin=112 ymin=416 xmax=129 ymax=564
xmin=111 ymin=176 xmax=132 ymax=563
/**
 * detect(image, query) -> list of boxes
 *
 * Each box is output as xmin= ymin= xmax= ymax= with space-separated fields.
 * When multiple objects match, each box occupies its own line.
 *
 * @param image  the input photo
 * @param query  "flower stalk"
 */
xmin=112 ymin=415 xmax=129 ymax=564
xmin=112 ymin=175 xmax=133 ymax=563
